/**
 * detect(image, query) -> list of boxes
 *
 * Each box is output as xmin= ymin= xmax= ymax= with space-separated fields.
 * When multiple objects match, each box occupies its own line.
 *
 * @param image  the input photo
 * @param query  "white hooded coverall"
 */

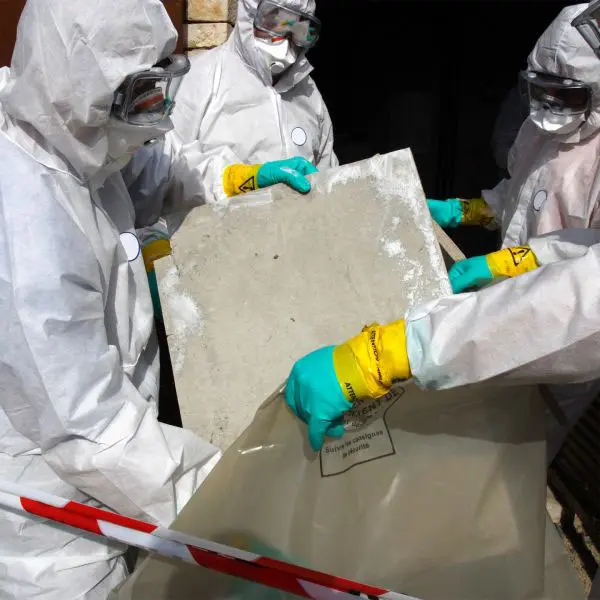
xmin=170 ymin=0 xmax=338 ymax=204
xmin=0 ymin=1 xmax=222 ymax=597
xmin=407 ymin=5 xmax=600 ymax=463
xmin=484 ymin=4 xmax=600 ymax=249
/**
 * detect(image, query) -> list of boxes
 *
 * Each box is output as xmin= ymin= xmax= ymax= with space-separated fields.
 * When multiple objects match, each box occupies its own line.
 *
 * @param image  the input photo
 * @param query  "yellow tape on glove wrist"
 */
xmin=461 ymin=198 xmax=495 ymax=226
xmin=486 ymin=246 xmax=539 ymax=278
xmin=223 ymin=164 xmax=261 ymax=197
xmin=142 ymin=239 xmax=172 ymax=273
xmin=332 ymin=320 xmax=411 ymax=402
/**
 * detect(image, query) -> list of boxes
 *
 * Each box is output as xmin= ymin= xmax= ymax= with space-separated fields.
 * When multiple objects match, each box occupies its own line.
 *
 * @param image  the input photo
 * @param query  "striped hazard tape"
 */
xmin=0 ymin=480 xmax=421 ymax=600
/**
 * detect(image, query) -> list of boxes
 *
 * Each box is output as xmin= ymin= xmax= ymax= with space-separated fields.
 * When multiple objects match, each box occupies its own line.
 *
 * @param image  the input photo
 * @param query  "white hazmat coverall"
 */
xmin=450 ymin=5 xmax=600 ymax=461
xmin=484 ymin=4 xmax=600 ymax=249
xmin=170 ymin=0 xmax=338 ymax=205
xmin=0 ymin=0 xmax=222 ymax=597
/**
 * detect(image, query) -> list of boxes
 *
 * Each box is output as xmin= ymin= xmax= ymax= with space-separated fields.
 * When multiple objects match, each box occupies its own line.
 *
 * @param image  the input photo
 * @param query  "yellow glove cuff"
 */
xmin=332 ymin=320 xmax=411 ymax=402
xmin=142 ymin=239 xmax=172 ymax=273
xmin=461 ymin=198 xmax=495 ymax=226
xmin=486 ymin=246 xmax=539 ymax=278
xmin=223 ymin=164 xmax=261 ymax=197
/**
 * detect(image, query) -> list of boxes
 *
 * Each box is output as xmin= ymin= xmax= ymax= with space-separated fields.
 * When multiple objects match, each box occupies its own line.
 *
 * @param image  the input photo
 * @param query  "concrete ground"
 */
xmin=547 ymin=489 xmax=599 ymax=595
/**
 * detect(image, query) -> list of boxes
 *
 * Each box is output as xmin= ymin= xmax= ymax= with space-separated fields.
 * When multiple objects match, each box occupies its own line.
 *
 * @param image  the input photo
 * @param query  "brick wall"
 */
xmin=186 ymin=0 xmax=237 ymax=55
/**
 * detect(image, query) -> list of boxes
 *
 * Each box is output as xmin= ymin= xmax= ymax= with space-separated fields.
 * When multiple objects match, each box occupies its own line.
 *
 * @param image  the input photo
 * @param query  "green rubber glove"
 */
xmin=427 ymin=198 xmax=464 ymax=228
xmin=449 ymin=255 xmax=494 ymax=293
xmin=223 ymin=157 xmax=318 ymax=196
xmin=285 ymin=322 xmax=410 ymax=451
xmin=257 ymin=157 xmax=318 ymax=193
xmin=428 ymin=197 xmax=495 ymax=228
xmin=449 ymin=246 xmax=539 ymax=293
xmin=285 ymin=346 xmax=350 ymax=452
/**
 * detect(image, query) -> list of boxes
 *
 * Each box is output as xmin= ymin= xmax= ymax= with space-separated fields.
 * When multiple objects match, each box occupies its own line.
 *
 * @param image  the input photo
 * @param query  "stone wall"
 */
xmin=186 ymin=0 xmax=237 ymax=55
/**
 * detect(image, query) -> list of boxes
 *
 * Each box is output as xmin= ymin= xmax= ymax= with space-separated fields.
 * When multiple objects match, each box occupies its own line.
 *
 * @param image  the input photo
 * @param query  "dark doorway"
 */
xmin=310 ymin=0 xmax=572 ymax=256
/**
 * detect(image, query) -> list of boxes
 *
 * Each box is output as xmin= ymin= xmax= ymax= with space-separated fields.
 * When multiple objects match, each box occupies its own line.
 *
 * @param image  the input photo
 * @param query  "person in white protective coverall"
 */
xmin=0 ymin=0 xmax=318 ymax=598
xmin=424 ymin=3 xmax=600 ymax=464
xmin=171 ymin=0 xmax=338 ymax=189
xmin=140 ymin=0 xmax=335 ymax=316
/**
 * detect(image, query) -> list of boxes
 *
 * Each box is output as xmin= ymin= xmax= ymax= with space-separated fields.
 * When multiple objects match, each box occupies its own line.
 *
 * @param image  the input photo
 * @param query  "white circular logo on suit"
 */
xmin=120 ymin=232 xmax=141 ymax=262
xmin=532 ymin=189 xmax=548 ymax=212
xmin=291 ymin=127 xmax=307 ymax=146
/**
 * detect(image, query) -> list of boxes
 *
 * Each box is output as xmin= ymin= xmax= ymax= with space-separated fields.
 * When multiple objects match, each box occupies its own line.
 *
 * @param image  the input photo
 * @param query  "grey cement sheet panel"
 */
xmin=157 ymin=149 xmax=451 ymax=449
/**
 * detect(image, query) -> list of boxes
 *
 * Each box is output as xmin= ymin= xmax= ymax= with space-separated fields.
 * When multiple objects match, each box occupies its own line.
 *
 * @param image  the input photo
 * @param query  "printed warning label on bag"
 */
xmin=320 ymin=387 xmax=403 ymax=477
xmin=344 ymin=386 xmax=404 ymax=431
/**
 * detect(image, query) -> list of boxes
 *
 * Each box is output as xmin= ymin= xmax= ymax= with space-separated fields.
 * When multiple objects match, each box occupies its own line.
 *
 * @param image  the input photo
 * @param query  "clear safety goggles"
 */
xmin=112 ymin=54 xmax=191 ymax=126
xmin=254 ymin=0 xmax=321 ymax=48
xmin=519 ymin=70 xmax=591 ymax=116
xmin=572 ymin=0 xmax=600 ymax=59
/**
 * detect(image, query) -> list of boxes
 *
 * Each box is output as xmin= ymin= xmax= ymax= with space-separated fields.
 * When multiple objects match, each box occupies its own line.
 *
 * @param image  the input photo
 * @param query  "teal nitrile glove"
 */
xmin=449 ymin=255 xmax=494 ymax=293
xmin=427 ymin=198 xmax=464 ymax=228
xmin=257 ymin=157 xmax=318 ymax=194
xmin=285 ymin=346 xmax=351 ymax=452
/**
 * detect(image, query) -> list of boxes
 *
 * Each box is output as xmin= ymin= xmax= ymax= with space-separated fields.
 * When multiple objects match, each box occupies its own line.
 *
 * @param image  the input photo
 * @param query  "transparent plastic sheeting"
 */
xmin=114 ymin=382 xmax=581 ymax=600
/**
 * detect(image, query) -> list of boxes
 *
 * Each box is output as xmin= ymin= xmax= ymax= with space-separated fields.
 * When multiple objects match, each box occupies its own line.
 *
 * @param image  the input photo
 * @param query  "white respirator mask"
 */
xmin=254 ymin=37 xmax=299 ymax=77
xmin=529 ymin=103 xmax=587 ymax=135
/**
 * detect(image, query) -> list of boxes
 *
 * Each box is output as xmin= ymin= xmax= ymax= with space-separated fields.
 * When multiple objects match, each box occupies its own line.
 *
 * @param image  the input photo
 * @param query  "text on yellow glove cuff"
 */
xmin=332 ymin=320 xmax=411 ymax=402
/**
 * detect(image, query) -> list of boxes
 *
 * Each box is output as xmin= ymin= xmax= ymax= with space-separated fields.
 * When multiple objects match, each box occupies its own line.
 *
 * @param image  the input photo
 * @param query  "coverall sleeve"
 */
xmin=123 ymin=51 xmax=244 ymax=223
xmin=316 ymin=97 xmax=339 ymax=169
xmin=170 ymin=50 xmax=216 ymax=145
xmin=164 ymin=47 xmax=241 ymax=205
xmin=530 ymin=228 xmax=600 ymax=263
xmin=1 ymin=178 xmax=220 ymax=525
xmin=405 ymin=243 xmax=600 ymax=390
xmin=123 ymin=132 xmax=240 ymax=228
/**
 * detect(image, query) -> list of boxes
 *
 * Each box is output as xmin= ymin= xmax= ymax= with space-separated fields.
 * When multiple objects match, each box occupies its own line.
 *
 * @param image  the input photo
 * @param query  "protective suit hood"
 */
xmin=528 ymin=3 xmax=600 ymax=143
xmin=233 ymin=0 xmax=316 ymax=91
xmin=0 ymin=0 xmax=178 ymax=181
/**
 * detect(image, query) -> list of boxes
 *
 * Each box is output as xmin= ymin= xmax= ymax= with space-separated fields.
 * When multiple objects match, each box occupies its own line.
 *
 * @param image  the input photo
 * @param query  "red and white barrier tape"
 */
xmin=0 ymin=481 xmax=420 ymax=600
